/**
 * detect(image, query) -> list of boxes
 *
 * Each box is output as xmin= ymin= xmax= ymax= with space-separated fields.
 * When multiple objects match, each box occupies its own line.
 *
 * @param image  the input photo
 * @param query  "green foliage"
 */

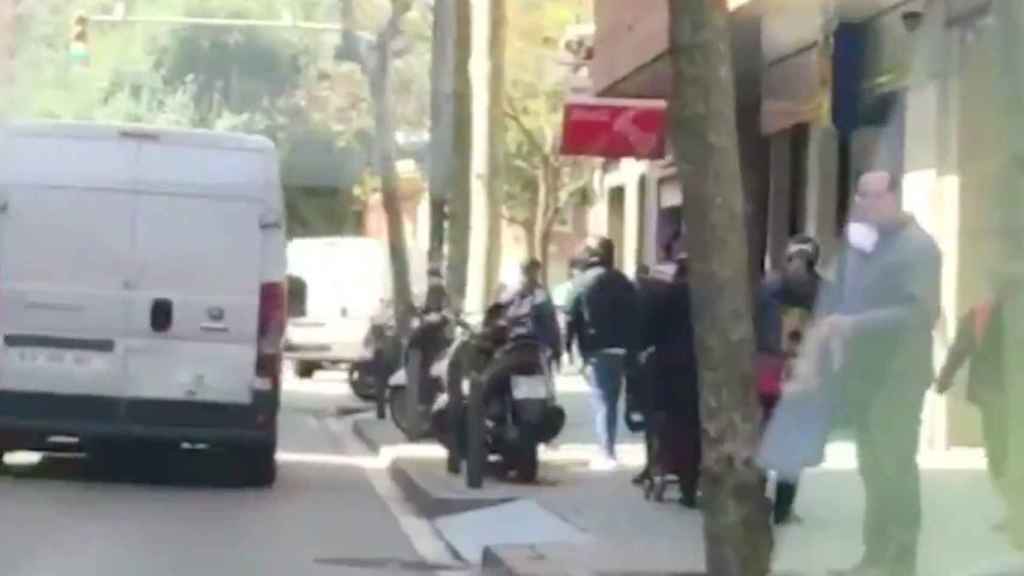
xmin=157 ymin=25 xmax=305 ymax=125
xmin=502 ymin=0 xmax=595 ymax=230
xmin=8 ymin=0 xmax=430 ymax=238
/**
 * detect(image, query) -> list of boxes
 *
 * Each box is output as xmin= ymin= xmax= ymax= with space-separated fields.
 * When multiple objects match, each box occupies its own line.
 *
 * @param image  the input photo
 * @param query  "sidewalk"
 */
xmin=354 ymin=371 xmax=1024 ymax=575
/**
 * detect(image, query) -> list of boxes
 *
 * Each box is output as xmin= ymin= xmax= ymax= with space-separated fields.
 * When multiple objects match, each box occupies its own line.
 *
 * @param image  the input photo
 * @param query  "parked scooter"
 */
xmin=386 ymin=309 xmax=452 ymax=439
xmin=358 ymin=314 xmax=402 ymax=418
xmin=430 ymin=306 xmax=566 ymax=487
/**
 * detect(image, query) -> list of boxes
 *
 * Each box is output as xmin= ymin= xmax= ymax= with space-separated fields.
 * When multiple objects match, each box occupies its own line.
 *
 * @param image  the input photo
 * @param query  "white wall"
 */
xmin=590 ymin=159 xmax=652 ymax=277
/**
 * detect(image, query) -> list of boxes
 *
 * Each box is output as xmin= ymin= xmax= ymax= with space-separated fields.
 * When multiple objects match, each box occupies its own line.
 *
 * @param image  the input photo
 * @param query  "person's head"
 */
xmin=784 ymin=235 xmax=820 ymax=280
xmin=854 ymin=170 xmax=903 ymax=226
xmin=583 ymin=235 xmax=615 ymax=268
xmin=520 ymin=258 xmax=542 ymax=290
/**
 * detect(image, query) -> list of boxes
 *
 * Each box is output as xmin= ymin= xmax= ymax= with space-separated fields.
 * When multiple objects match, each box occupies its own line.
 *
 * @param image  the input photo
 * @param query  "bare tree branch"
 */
xmin=337 ymin=0 xmax=414 ymax=73
xmin=381 ymin=0 xmax=413 ymax=46
xmin=501 ymin=213 xmax=530 ymax=228
xmin=541 ymin=176 xmax=590 ymax=226
xmin=504 ymin=103 xmax=548 ymax=161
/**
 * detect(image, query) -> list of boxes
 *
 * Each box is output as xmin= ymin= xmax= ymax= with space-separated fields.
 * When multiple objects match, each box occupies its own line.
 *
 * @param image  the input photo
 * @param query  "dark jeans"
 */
xmin=853 ymin=380 xmax=928 ymax=572
xmin=760 ymin=394 xmax=798 ymax=524
xmin=585 ymin=351 xmax=626 ymax=459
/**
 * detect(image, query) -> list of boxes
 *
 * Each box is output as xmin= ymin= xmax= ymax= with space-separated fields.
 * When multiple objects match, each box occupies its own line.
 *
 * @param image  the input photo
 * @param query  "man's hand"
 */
xmin=934 ymin=375 xmax=954 ymax=395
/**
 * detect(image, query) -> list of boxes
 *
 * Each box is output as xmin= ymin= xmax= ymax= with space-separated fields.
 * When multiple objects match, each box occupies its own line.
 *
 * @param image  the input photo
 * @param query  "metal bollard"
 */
xmin=446 ymin=349 xmax=463 ymax=475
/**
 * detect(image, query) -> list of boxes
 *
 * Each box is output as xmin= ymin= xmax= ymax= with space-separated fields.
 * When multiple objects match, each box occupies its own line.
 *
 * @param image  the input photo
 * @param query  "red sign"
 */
xmin=560 ymin=97 xmax=667 ymax=159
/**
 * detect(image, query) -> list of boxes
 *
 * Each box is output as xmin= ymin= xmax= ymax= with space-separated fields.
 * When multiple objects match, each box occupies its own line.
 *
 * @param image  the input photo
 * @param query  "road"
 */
xmin=0 ymin=371 xmax=464 ymax=576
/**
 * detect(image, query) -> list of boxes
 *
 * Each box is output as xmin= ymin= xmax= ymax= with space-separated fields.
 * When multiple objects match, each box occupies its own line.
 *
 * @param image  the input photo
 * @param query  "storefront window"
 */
xmin=656 ymin=177 xmax=684 ymax=262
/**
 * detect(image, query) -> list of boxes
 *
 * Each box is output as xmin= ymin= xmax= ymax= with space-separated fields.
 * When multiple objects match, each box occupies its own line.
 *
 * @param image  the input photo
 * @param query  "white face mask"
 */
xmin=847 ymin=222 xmax=879 ymax=254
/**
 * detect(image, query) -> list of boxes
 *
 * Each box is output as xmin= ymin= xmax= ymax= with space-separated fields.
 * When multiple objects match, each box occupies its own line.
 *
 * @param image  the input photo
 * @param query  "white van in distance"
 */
xmin=0 ymin=122 xmax=286 ymax=486
xmin=285 ymin=237 xmax=425 ymax=398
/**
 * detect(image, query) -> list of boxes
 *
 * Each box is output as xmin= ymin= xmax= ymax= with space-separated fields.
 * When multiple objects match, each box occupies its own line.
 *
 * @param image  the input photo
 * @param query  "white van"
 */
xmin=285 ymin=237 xmax=424 ymax=388
xmin=0 ymin=121 xmax=286 ymax=486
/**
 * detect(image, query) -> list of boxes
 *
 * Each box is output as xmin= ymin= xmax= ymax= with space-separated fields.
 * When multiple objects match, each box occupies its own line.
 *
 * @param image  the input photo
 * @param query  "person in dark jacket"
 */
xmin=566 ymin=236 xmax=641 ymax=471
xmin=824 ymin=170 xmax=941 ymax=576
xmin=935 ymin=281 xmax=1013 ymax=530
xmin=501 ymin=259 xmax=563 ymax=364
xmin=637 ymin=257 xmax=701 ymax=505
xmin=755 ymin=235 xmax=825 ymax=525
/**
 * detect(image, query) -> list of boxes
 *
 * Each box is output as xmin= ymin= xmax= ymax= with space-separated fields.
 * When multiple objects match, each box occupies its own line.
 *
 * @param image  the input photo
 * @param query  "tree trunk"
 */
xmin=446 ymin=0 xmax=473 ymax=309
xmin=371 ymin=46 xmax=414 ymax=337
xmin=429 ymin=0 xmax=455 ymax=266
xmin=484 ymin=0 xmax=506 ymax=300
xmin=666 ymin=2 xmax=772 ymax=575
xmin=522 ymin=212 xmax=538 ymax=260
xmin=994 ymin=0 xmax=1024 ymax=547
xmin=538 ymin=221 xmax=555 ymax=286
xmin=534 ymin=162 xmax=555 ymax=284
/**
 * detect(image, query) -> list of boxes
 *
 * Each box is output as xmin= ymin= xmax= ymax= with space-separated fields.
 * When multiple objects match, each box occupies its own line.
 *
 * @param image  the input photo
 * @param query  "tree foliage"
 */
xmin=9 ymin=0 xmax=430 ymax=239
xmin=503 ymin=0 xmax=595 ymax=276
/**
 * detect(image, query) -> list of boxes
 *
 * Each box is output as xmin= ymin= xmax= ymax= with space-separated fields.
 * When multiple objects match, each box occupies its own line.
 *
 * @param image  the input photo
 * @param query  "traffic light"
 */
xmin=69 ymin=13 xmax=89 ymax=67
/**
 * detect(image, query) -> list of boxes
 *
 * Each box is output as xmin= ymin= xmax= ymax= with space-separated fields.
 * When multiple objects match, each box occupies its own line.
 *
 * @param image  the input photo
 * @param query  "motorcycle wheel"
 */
xmin=389 ymin=388 xmax=414 ymax=439
xmin=466 ymin=378 xmax=485 ymax=489
xmin=390 ymin=388 xmax=434 ymax=440
xmin=348 ymin=365 xmax=378 ymax=401
xmin=515 ymin=442 xmax=539 ymax=484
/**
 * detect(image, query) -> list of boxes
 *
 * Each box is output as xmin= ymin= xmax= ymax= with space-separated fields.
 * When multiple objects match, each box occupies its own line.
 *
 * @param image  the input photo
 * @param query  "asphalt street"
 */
xmin=0 ymin=370 xmax=464 ymax=576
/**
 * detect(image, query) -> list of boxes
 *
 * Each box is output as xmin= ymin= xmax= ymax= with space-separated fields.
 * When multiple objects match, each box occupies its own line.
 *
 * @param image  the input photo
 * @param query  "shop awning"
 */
xmin=560 ymin=97 xmax=667 ymax=159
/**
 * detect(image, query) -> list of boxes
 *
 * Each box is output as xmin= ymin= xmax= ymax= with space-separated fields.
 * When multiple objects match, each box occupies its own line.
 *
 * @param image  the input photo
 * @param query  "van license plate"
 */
xmin=511 ymin=375 xmax=548 ymax=400
xmin=13 ymin=349 xmax=96 ymax=370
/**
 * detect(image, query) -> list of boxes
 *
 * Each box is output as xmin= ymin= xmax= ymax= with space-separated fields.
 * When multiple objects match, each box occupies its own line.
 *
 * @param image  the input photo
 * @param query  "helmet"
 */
xmin=786 ymin=235 xmax=820 ymax=267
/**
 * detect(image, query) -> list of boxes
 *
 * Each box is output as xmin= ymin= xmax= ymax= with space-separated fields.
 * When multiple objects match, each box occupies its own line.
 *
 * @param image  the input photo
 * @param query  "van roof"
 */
xmin=2 ymin=121 xmax=275 ymax=152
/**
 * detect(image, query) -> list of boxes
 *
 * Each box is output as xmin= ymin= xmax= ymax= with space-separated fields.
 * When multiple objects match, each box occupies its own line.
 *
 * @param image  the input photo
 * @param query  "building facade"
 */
xmin=588 ymin=0 xmax=1023 ymax=449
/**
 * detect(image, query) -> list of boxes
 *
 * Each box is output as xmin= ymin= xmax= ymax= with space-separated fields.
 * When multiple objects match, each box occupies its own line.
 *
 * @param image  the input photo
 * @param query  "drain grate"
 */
xmin=314 ymin=557 xmax=464 ymax=572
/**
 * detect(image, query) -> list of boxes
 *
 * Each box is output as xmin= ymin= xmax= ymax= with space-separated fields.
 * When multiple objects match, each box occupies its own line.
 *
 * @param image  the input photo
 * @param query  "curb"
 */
xmin=480 ymin=545 xmax=570 ymax=575
xmin=387 ymin=459 xmax=514 ymax=519
xmin=351 ymin=416 xmax=392 ymax=453
xmin=352 ymin=417 xmax=514 ymax=519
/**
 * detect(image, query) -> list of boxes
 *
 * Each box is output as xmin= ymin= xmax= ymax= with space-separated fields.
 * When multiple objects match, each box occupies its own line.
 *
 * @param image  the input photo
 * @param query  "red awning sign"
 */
xmin=560 ymin=97 xmax=667 ymax=159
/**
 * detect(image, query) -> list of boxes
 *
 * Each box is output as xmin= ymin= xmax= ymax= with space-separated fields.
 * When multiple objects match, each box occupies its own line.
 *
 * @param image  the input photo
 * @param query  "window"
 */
xmin=656 ymin=177 xmax=685 ymax=263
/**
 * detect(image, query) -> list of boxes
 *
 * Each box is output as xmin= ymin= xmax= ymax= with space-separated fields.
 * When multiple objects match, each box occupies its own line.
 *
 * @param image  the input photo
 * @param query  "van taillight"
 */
xmin=256 ymin=282 xmax=287 ymax=389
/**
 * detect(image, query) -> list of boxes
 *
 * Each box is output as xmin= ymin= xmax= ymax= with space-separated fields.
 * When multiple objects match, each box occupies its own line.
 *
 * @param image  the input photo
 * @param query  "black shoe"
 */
xmin=632 ymin=469 xmax=651 ymax=486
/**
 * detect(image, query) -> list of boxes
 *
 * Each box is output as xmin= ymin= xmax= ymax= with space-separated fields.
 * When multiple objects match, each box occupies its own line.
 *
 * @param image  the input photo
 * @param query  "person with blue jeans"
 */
xmin=566 ymin=236 xmax=641 ymax=471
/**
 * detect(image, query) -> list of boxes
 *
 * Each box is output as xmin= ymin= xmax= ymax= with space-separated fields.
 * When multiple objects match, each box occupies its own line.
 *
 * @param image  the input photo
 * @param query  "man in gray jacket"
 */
xmin=824 ymin=170 xmax=941 ymax=576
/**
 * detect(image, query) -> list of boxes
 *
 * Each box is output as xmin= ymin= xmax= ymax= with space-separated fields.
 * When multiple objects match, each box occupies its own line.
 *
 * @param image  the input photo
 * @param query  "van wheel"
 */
xmin=242 ymin=443 xmax=277 ymax=487
xmin=294 ymin=361 xmax=318 ymax=380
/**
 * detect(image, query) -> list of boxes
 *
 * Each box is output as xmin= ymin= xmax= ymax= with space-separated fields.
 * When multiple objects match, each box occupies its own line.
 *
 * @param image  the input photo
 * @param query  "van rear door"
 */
xmin=121 ymin=141 xmax=264 ymax=406
xmin=0 ymin=136 xmax=137 ymax=402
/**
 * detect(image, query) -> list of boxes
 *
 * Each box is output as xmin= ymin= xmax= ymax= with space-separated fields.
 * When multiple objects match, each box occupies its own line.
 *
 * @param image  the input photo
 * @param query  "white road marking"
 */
xmin=326 ymin=417 xmax=465 ymax=575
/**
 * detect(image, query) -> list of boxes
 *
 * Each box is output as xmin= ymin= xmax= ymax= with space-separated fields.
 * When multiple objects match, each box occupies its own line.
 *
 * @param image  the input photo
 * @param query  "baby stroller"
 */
xmin=629 ymin=348 xmax=701 ymax=507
